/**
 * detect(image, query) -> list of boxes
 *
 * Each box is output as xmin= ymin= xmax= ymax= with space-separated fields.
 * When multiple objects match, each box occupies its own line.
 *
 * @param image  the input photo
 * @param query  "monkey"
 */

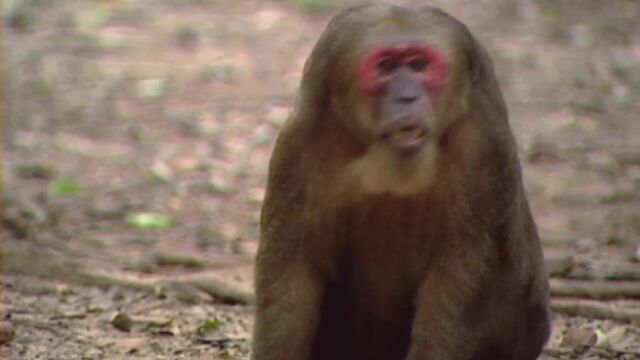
xmin=252 ymin=3 xmax=550 ymax=360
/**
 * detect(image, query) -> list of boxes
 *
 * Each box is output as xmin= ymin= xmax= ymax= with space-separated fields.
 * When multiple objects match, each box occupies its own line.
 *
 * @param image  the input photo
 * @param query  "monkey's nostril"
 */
xmin=395 ymin=96 xmax=418 ymax=104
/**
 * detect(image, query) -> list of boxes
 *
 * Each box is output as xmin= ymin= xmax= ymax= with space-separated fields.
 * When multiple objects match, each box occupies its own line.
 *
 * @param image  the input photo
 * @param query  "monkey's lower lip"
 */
xmin=383 ymin=127 xmax=427 ymax=155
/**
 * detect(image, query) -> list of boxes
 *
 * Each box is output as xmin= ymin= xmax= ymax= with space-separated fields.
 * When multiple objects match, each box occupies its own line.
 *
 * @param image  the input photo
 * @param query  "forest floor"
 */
xmin=3 ymin=0 xmax=640 ymax=359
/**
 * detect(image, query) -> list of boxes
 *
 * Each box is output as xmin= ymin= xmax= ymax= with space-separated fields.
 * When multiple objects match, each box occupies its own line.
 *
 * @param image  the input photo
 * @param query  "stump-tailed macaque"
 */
xmin=252 ymin=3 xmax=550 ymax=360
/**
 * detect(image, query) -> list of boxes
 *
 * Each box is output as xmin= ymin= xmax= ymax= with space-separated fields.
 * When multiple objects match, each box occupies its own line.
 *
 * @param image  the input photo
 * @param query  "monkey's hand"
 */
xmin=251 ymin=257 xmax=323 ymax=360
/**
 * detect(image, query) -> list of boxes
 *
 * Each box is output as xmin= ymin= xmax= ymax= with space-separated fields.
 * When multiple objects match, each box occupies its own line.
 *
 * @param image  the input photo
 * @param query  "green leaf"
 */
xmin=136 ymin=78 xmax=167 ymax=99
xmin=290 ymin=0 xmax=340 ymax=12
xmin=48 ymin=179 xmax=80 ymax=196
xmin=148 ymin=161 xmax=174 ymax=183
xmin=197 ymin=318 xmax=222 ymax=333
xmin=126 ymin=212 xmax=173 ymax=229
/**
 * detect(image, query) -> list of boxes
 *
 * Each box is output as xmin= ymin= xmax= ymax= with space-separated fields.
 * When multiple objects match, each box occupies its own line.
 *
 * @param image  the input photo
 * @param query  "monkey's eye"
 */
xmin=377 ymin=57 xmax=399 ymax=75
xmin=407 ymin=57 xmax=429 ymax=72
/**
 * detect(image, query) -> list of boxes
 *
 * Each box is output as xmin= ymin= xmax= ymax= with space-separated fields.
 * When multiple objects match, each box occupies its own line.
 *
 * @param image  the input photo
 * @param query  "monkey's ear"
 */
xmin=464 ymin=34 xmax=509 ymax=121
xmin=466 ymin=35 xmax=490 ymax=85
xmin=293 ymin=38 xmax=335 ymax=124
xmin=294 ymin=8 xmax=358 ymax=123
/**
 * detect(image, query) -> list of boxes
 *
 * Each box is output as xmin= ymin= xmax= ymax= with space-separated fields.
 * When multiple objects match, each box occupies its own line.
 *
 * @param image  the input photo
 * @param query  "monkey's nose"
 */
xmin=394 ymin=95 xmax=418 ymax=104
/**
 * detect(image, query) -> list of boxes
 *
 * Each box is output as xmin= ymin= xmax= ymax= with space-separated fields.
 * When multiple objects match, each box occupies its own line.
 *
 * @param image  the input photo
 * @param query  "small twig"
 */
xmin=544 ymin=342 xmax=640 ymax=358
xmin=565 ymin=261 xmax=640 ymax=281
xmin=551 ymin=298 xmax=640 ymax=324
xmin=183 ymin=277 xmax=254 ymax=305
xmin=541 ymin=347 xmax=574 ymax=357
xmin=131 ymin=251 xmax=253 ymax=273
xmin=550 ymin=279 xmax=640 ymax=300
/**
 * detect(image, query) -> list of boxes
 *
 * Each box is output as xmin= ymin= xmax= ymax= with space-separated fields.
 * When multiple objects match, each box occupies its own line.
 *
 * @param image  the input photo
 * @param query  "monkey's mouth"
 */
xmin=379 ymin=121 xmax=428 ymax=156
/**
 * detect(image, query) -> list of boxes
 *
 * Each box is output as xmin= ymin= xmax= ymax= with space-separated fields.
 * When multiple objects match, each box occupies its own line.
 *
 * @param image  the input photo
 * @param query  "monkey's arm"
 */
xmin=252 ymin=256 xmax=323 ymax=360
xmin=251 ymin=124 xmax=324 ymax=360
xmin=406 ymin=244 xmax=489 ymax=360
xmin=407 ymin=212 xmax=549 ymax=360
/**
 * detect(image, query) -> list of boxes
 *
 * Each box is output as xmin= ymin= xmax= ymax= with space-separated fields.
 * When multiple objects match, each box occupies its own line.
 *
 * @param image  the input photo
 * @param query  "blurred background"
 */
xmin=3 ymin=0 xmax=640 ymax=359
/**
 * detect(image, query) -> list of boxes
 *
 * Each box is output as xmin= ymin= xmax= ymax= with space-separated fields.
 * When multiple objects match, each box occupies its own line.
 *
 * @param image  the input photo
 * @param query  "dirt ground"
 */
xmin=3 ymin=0 xmax=640 ymax=359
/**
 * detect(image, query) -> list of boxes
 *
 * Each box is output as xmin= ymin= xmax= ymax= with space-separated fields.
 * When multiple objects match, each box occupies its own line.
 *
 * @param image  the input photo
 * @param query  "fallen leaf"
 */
xmin=48 ymin=178 xmax=80 ymax=196
xmin=126 ymin=212 xmax=173 ymax=229
xmin=560 ymin=326 xmax=597 ymax=347
xmin=197 ymin=318 xmax=222 ymax=334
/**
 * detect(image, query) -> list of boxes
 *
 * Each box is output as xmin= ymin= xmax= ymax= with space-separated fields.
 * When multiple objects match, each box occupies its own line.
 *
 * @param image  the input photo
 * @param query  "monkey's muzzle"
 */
xmin=378 ymin=116 xmax=428 ymax=156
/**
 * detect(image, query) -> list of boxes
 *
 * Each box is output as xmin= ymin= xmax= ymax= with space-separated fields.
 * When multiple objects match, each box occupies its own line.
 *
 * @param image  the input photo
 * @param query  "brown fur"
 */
xmin=252 ymin=4 xmax=550 ymax=360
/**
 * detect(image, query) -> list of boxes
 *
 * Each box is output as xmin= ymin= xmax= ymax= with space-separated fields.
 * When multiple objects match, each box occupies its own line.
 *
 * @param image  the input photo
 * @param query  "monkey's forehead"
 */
xmin=359 ymin=34 xmax=449 ymax=51
xmin=337 ymin=4 xmax=462 ymax=37
xmin=329 ymin=6 xmax=466 ymax=60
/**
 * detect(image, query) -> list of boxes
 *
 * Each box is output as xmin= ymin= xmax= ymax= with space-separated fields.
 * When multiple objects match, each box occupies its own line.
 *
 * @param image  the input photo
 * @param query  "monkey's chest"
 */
xmin=335 ymin=201 xmax=431 ymax=316
xmin=339 ymin=198 xmax=433 ymax=285
xmin=313 ymin=199 xmax=436 ymax=359
xmin=319 ymin=220 xmax=423 ymax=360
xmin=340 ymin=220 xmax=426 ymax=304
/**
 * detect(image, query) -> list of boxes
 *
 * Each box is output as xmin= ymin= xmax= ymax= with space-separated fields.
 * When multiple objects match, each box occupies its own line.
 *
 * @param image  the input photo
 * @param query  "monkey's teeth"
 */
xmin=391 ymin=128 xmax=423 ymax=142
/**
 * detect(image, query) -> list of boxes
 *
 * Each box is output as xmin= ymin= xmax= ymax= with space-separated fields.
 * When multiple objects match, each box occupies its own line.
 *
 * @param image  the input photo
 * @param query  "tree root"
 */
xmin=3 ymin=245 xmax=253 ymax=305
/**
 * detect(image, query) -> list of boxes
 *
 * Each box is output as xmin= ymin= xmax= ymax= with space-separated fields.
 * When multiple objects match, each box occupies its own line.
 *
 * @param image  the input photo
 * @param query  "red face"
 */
xmin=357 ymin=43 xmax=448 ymax=157
xmin=359 ymin=43 xmax=448 ymax=97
